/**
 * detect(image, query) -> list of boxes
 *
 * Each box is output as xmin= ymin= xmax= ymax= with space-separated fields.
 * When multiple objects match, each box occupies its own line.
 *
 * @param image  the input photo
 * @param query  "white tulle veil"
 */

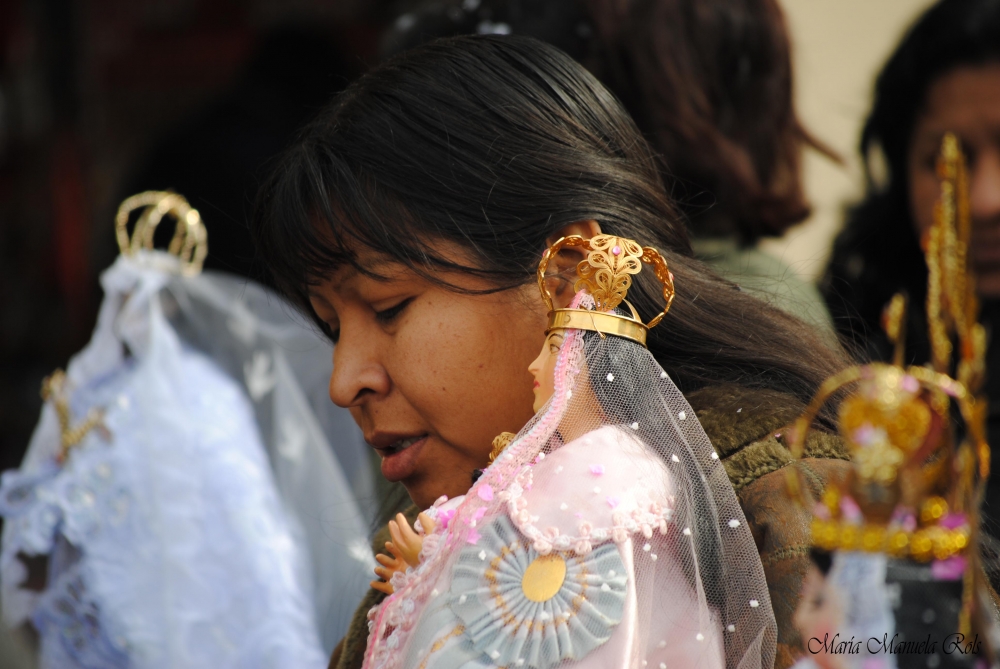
xmin=362 ymin=288 xmax=777 ymax=669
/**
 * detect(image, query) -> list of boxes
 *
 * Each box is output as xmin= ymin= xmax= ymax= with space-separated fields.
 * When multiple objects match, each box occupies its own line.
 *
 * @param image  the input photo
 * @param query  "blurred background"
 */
xmin=0 ymin=0 xmax=936 ymax=470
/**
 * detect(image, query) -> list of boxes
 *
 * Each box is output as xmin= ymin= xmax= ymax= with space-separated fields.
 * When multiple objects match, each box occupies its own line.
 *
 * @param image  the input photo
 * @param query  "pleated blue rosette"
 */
xmin=448 ymin=515 xmax=627 ymax=669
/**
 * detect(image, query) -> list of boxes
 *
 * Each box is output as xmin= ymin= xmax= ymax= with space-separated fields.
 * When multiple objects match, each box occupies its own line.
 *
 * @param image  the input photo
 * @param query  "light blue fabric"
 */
xmin=449 ymin=515 xmax=627 ymax=669
xmin=0 ymin=254 xmax=327 ymax=669
xmin=163 ymin=270 xmax=375 ymax=650
xmin=400 ymin=514 xmax=627 ymax=669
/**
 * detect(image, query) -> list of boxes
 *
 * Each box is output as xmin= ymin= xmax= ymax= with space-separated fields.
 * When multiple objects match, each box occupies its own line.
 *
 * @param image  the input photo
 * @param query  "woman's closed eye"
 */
xmin=375 ymin=297 xmax=415 ymax=325
xmin=319 ymin=320 xmax=340 ymax=344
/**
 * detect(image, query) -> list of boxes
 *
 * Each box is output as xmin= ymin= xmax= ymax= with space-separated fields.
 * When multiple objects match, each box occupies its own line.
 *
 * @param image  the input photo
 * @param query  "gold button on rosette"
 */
xmin=521 ymin=555 xmax=568 ymax=603
xmin=537 ymin=234 xmax=675 ymax=347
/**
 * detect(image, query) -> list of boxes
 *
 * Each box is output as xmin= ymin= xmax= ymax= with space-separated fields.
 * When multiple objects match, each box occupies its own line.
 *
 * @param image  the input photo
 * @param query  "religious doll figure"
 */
xmin=360 ymin=234 xmax=777 ymax=669
xmin=790 ymin=550 xmax=847 ymax=669
xmin=0 ymin=193 xmax=331 ymax=668
xmin=784 ymin=135 xmax=1000 ymax=669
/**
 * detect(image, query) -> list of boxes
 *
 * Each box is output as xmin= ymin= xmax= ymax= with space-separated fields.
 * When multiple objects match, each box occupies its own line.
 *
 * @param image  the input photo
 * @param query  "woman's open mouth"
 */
xmin=377 ymin=434 xmax=429 ymax=481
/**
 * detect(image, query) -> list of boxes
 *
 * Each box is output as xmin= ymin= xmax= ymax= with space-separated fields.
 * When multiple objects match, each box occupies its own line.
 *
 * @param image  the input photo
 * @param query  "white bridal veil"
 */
xmin=362 ymin=251 xmax=777 ymax=669
xmin=0 ymin=193 xmax=375 ymax=666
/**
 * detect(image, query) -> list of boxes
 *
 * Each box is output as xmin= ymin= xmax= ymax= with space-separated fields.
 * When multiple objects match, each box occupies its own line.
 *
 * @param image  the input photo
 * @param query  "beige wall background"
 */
xmin=762 ymin=0 xmax=937 ymax=281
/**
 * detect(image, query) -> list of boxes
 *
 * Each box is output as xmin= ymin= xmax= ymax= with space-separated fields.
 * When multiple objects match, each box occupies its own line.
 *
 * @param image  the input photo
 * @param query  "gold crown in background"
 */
xmin=536 ymin=234 xmax=675 ymax=347
xmin=789 ymin=363 xmax=979 ymax=562
xmin=115 ymin=191 xmax=208 ymax=276
xmin=786 ymin=133 xmax=989 ymax=568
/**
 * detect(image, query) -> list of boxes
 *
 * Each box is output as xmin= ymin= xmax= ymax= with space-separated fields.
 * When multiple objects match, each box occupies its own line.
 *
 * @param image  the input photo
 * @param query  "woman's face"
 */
xmin=527 ymin=330 xmax=565 ymax=412
xmin=308 ymin=248 xmax=548 ymax=509
xmin=908 ymin=63 xmax=1000 ymax=297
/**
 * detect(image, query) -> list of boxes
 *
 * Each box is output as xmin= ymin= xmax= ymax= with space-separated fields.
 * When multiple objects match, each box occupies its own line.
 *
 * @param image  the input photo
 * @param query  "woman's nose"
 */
xmin=328 ymin=328 xmax=391 ymax=408
xmin=970 ymin=148 xmax=1000 ymax=226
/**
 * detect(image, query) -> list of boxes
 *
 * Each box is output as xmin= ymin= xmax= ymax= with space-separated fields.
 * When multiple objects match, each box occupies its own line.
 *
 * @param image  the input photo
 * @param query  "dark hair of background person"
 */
xmin=251 ymin=35 xmax=849 ymax=424
xmin=380 ymin=0 xmax=836 ymax=244
xmin=821 ymin=0 xmax=1000 ymax=364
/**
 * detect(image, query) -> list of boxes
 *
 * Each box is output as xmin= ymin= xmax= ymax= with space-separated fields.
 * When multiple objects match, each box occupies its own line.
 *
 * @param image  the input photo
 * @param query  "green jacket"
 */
xmin=693 ymin=237 xmax=834 ymax=337
xmin=329 ymin=384 xmax=852 ymax=669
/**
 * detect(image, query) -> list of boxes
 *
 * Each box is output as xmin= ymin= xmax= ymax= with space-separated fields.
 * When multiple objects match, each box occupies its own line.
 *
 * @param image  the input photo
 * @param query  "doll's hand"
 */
xmin=371 ymin=549 xmax=406 ymax=595
xmin=415 ymin=511 xmax=436 ymax=537
xmin=388 ymin=513 xmax=426 ymax=568
xmin=370 ymin=512 xmax=439 ymax=595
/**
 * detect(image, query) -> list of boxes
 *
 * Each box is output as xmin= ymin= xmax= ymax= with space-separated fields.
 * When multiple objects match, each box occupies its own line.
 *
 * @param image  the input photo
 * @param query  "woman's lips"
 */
xmin=379 ymin=436 xmax=429 ymax=482
xmin=533 ymin=380 xmax=540 ymax=389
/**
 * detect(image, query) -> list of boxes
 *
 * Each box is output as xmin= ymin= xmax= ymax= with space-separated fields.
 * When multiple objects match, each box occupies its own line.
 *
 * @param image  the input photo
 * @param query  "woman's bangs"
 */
xmin=257 ymin=147 xmax=431 ymax=297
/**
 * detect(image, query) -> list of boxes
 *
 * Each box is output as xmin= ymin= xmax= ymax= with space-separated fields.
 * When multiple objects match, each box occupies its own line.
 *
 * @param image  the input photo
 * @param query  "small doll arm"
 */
xmin=370 ymin=512 xmax=436 ymax=595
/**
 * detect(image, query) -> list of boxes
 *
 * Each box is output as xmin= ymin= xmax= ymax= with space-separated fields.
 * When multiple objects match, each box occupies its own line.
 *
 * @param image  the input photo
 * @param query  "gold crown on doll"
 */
xmin=785 ymin=134 xmax=988 ymax=565
xmin=536 ymin=234 xmax=675 ymax=347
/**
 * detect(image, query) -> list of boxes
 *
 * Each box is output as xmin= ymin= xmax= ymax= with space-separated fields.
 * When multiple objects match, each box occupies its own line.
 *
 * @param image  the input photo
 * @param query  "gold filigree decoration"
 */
xmin=41 ymin=370 xmax=108 ymax=463
xmin=882 ymin=294 xmax=908 ymax=367
xmin=574 ymin=235 xmax=644 ymax=312
xmin=784 ymin=135 xmax=990 ymax=636
xmin=810 ymin=517 xmax=969 ymax=561
xmin=535 ymin=234 xmax=676 ymax=346
xmin=490 ymin=432 xmax=516 ymax=464
xmin=115 ymin=191 xmax=208 ymax=276
xmin=926 ymin=134 xmax=985 ymax=394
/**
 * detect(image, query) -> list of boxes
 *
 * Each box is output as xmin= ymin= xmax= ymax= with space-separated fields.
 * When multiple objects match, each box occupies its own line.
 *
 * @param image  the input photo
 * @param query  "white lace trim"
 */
xmin=500 ymin=466 xmax=673 ymax=555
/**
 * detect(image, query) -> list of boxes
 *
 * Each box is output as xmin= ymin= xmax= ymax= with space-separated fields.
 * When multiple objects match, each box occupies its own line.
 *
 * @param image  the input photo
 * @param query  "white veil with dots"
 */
xmin=362 ymin=291 xmax=777 ymax=669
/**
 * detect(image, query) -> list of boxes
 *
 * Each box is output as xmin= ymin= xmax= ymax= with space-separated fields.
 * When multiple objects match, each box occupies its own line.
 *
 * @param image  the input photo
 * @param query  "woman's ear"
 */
xmin=544 ymin=220 xmax=603 ymax=249
xmin=543 ymin=220 xmax=603 ymax=309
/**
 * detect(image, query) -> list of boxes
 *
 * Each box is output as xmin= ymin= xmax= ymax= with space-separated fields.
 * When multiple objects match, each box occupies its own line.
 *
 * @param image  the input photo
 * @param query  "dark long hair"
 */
xmin=582 ymin=0 xmax=836 ymax=241
xmin=381 ymin=0 xmax=833 ymax=242
xmin=821 ymin=0 xmax=1000 ymax=363
xmin=252 ymin=35 xmax=847 ymax=417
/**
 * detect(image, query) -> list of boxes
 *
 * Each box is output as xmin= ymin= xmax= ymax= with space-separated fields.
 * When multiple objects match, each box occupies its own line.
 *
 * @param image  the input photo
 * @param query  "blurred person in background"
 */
xmin=382 ymin=0 xmax=837 ymax=332
xmin=821 ymin=0 xmax=1000 ymax=529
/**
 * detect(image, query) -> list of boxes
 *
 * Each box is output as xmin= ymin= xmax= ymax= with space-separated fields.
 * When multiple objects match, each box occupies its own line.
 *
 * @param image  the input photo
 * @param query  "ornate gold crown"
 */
xmin=115 ymin=191 xmax=208 ymax=276
xmin=786 ymin=134 xmax=988 ymax=570
xmin=787 ymin=363 xmax=981 ymax=562
xmin=536 ymin=234 xmax=675 ymax=347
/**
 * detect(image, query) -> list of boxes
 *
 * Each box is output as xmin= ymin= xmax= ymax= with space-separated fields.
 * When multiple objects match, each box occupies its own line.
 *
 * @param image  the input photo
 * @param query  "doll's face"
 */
xmin=528 ymin=331 xmax=565 ymax=412
xmin=792 ymin=564 xmax=846 ymax=669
